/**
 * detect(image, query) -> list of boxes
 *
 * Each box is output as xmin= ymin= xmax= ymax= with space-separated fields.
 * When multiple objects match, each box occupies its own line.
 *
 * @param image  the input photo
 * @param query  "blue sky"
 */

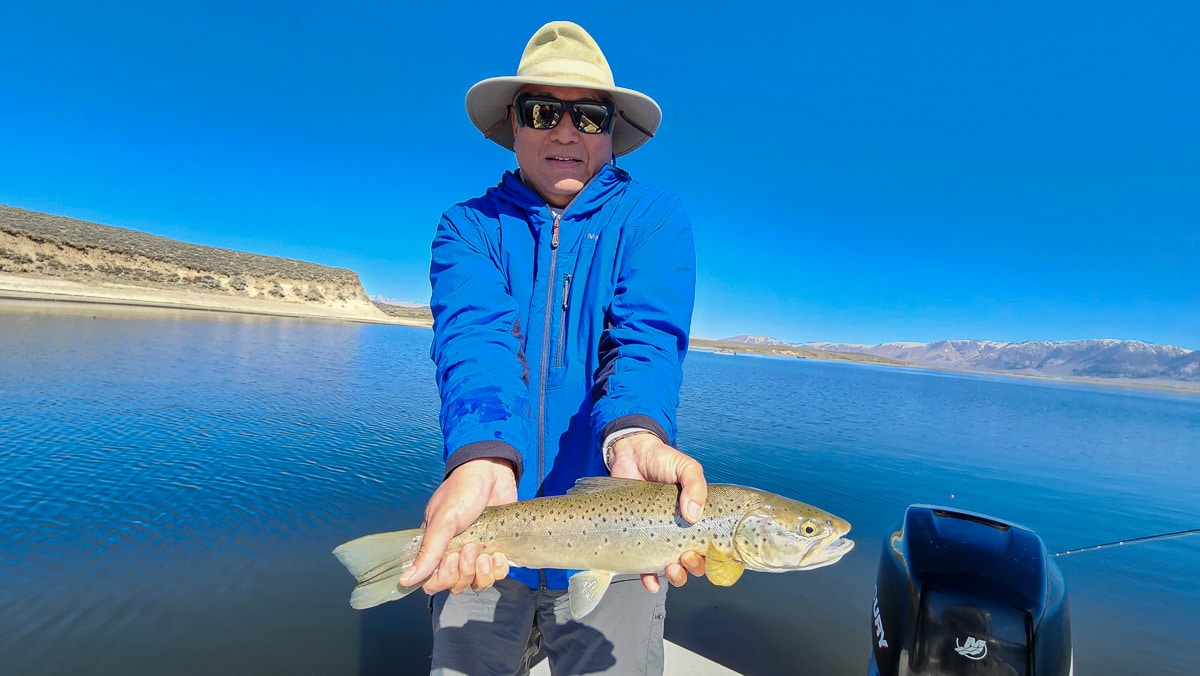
xmin=2 ymin=2 xmax=1197 ymax=348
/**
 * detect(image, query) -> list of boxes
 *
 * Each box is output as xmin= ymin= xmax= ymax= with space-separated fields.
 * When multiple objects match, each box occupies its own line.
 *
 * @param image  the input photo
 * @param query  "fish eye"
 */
xmin=799 ymin=520 xmax=820 ymax=537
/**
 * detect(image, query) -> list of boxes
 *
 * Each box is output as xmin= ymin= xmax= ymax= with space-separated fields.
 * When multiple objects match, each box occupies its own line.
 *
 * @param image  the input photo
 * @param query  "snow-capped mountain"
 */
xmin=720 ymin=337 xmax=1199 ymax=383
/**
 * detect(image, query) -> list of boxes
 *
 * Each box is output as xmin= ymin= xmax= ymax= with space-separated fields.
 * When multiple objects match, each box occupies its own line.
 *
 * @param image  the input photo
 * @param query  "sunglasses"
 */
xmin=513 ymin=94 xmax=615 ymax=135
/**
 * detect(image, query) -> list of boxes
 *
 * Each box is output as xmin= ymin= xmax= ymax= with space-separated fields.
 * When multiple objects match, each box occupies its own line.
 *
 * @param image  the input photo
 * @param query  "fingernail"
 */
xmin=685 ymin=501 xmax=701 ymax=522
xmin=399 ymin=565 xmax=418 ymax=585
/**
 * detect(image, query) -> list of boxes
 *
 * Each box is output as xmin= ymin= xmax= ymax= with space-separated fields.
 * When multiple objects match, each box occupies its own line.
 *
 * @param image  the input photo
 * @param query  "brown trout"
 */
xmin=333 ymin=477 xmax=854 ymax=618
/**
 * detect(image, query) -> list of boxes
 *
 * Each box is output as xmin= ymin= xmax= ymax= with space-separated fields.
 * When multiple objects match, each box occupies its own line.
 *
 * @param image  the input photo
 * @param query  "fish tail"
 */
xmin=332 ymin=528 xmax=425 ymax=610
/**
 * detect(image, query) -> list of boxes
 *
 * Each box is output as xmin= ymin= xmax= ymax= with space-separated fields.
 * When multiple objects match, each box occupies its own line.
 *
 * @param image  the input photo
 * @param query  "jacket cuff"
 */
xmin=445 ymin=440 xmax=523 ymax=481
xmin=601 ymin=414 xmax=670 ymax=446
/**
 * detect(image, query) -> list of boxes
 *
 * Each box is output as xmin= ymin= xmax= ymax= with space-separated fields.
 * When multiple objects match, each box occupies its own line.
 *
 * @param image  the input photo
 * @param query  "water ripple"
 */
xmin=2 ymin=308 xmax=1197 ymax=674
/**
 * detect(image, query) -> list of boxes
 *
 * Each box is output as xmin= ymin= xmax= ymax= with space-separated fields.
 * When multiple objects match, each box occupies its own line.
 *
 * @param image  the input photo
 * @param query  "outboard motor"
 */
xmin=869 ymin=505 xmax=1071 ymax=676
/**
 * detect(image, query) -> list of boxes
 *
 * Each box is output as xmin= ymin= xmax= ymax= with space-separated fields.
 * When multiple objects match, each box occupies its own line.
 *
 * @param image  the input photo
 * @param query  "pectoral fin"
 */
xmin=704 ymin=543 xmax=745 ymax=586
xmin=567 ymin=570 xmax=615 ymax=619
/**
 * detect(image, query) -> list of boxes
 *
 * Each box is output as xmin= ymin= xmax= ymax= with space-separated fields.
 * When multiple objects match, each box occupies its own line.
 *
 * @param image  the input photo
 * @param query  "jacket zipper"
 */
xmin=555 ymin=273 xmax=572 ymax=368
xmin=537 ymin=215 xmax=560 ymax=500
xmin=536 ymin=215 xmax=561 ymax=591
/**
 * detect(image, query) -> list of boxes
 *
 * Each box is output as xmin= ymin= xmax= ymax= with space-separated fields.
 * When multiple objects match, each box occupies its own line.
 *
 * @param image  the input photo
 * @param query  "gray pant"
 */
xmin=431 ymin=574 xmax=667 ymax=676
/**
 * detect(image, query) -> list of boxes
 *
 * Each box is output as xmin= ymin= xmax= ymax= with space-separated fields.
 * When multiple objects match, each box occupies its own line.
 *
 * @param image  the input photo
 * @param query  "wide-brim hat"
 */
xmin=466 ymin=21 xmax=662 ymax=158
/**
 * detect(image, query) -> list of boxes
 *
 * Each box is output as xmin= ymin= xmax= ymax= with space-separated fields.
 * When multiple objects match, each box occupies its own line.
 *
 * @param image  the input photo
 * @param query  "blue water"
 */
xmin=2 ymin=300 xmax=1198 ymax=675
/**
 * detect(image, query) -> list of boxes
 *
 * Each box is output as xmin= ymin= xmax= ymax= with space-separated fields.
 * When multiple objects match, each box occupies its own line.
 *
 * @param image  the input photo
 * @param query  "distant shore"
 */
xmin=2 ymin=205 xmax=415 ymax=326
xmin=0 ymin=274 xmax=431 ymax=327
xmin=690 ymin=342 xmax=1200 ymax=395
xmin=5 ymin=274 xmax=1196 ymax=396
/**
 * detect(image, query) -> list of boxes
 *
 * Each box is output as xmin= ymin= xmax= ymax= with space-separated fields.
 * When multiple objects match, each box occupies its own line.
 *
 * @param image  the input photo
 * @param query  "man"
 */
xmin=399 ymin=21 xmax=706 ymax=674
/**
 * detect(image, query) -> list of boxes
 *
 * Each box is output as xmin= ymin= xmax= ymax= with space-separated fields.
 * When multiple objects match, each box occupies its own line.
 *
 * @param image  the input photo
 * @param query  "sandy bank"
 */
xmin=0 ymin=273 xmax=432 ymax=327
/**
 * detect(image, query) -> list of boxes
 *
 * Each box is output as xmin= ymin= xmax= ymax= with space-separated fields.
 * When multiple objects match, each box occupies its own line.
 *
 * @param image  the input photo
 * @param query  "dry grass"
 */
xmin=0 ymin=205 xmax=358 ymax=283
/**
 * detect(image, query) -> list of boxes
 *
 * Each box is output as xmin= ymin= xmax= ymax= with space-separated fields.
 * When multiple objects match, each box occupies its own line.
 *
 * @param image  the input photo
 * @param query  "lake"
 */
xmin=2 ymin=300 xmax=1198 ymax=675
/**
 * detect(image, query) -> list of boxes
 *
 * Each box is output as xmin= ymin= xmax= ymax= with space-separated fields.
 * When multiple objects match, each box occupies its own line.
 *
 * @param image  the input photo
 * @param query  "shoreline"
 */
xmin=0 ymin=274 xmax=432 ymax=328
xmin=5 ymin=274 xmax=1195 ymax=395
xmin=689 ymin=344 xmax=1200 ymax=395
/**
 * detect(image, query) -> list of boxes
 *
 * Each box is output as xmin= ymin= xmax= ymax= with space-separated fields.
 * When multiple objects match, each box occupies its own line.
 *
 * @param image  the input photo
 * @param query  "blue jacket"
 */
xmin=429 ymin=163 xmax=695 ymax=590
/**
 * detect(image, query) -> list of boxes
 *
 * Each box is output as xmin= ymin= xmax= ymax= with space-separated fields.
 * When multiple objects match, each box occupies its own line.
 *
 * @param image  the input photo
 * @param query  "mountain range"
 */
xmin=722 ymin=335 xmax=1200 ymax=385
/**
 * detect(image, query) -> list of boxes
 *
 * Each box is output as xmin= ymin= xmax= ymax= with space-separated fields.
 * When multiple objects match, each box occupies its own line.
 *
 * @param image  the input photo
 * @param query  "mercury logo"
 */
xmin=955 ymin=636 xmax=988 ymax=660
xmin=872 ymin=587 xmax=888 ymax=649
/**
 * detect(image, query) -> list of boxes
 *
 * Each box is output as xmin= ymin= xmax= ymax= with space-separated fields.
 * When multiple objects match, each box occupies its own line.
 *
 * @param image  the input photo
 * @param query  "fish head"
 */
xmin=732 ymin=499 xmax=855 ymax=572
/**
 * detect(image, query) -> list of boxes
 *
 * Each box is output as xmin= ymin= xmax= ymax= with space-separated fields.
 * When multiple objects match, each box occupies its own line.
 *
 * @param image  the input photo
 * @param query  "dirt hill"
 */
xmin=0 ymin=205 xmax=395 ymax=322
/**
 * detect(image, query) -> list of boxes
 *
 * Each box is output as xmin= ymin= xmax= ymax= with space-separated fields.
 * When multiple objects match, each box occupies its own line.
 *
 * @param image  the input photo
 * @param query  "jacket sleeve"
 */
xmin=429 ymin=208 xmax=529 ymax=479
xmin=591 ymin=194 xmax=696 ymax=446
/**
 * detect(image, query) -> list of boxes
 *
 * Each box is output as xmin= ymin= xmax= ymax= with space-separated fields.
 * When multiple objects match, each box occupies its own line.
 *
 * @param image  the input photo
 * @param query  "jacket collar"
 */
xmin=496 ymin=163 xmax=630 ymax=219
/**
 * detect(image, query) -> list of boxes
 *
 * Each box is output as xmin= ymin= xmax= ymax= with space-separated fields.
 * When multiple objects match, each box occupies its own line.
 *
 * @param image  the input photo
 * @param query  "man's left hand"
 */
xmin=607 ymin=432 xmax=708 ymax=592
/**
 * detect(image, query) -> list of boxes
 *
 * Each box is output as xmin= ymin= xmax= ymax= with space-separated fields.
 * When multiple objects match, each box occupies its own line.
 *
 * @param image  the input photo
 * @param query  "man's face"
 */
xmin=511 ymin=85 xmax=614 ymax=208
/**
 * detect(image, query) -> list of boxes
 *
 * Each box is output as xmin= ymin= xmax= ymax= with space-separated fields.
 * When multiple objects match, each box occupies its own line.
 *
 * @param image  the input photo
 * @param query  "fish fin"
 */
xmin=704 ymin=543 xmax=745 ymax=586
xmin=347 ymin=573 xmax=424 ymax=610
xmin=567 ymin=476 xmax=642 ymax=496
xmin=332 ymin=528 xmax=425 ymax=609
xmin=567 ymin=570 xmax=615 ymax=619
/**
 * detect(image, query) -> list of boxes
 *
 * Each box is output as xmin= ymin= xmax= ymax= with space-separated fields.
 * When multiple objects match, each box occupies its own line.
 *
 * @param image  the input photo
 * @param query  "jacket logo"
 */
xmin=586 ymin=233 xmax=599 ymax=240
xmin=955 ymin=636 xmax=987 ymax=660
xmin=872 ymin=588 xmax=888 ymax=649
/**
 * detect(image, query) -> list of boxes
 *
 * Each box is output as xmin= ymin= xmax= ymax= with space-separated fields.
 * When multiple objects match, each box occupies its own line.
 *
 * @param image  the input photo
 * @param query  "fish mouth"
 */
xmin=752 ymin=535 xmax=856 ymax=573
xmin=796 ymin=536 xmax=855 ymax=571
xmin=826 ymin=536 xmax=855 ymax=558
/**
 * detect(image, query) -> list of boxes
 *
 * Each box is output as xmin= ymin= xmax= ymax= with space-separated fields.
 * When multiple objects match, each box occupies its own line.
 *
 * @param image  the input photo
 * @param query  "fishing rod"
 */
xmin=1050 ymin=527 xmax=1200 ymax=558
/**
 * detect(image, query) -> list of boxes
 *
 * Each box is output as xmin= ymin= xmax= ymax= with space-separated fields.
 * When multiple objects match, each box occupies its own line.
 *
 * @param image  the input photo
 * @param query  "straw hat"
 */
xmin=466 ymin=21 xmax=662 ymax=157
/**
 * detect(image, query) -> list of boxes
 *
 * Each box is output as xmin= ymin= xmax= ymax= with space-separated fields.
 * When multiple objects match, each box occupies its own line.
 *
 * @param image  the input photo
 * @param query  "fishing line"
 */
xmin=1050 ymin=527 xmax=1200 ymax=558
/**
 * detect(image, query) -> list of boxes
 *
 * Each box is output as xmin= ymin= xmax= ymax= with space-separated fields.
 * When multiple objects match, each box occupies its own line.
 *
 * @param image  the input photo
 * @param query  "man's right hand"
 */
xmin=398 ymin=457 xmax=517 ymax=595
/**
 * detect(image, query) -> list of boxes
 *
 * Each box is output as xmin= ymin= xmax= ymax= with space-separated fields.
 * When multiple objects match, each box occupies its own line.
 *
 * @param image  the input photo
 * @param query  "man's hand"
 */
xmin=607 ymin=432 xmax=708 ymax=592
xmin=398 ymin=458 xmax=517 ymax=595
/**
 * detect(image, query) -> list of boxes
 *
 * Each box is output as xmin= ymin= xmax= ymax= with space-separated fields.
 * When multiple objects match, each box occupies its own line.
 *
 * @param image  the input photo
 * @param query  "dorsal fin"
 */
xmin=566 ymin=476 xmax=643 ymax=496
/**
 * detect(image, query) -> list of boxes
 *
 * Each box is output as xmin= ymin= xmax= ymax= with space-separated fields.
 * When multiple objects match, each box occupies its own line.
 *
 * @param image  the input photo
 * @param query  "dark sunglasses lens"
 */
xmin=572 ymin=103 xmax=611 ymax=134
xmin=524 ymin=99 xmax=563 ymax=130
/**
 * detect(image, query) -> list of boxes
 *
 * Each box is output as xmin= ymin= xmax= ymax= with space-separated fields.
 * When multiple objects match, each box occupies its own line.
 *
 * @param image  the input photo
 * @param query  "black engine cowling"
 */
xmin=869 ymin=505 xmax=1071 ymax=676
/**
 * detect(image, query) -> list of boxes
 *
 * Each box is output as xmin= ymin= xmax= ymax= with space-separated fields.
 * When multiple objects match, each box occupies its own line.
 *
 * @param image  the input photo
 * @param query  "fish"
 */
xmin=332 ymin=476 xmax=854 ymax=619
